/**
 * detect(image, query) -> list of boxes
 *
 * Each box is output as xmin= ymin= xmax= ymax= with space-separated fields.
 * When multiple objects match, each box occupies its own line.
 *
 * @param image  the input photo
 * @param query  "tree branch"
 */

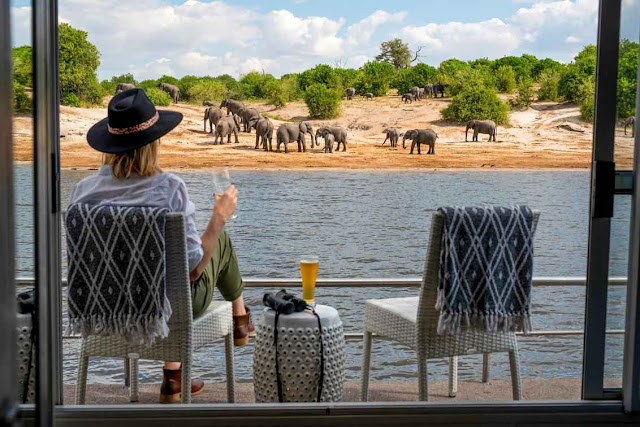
xmin=411 ymin=46 xmax=425 ymax=64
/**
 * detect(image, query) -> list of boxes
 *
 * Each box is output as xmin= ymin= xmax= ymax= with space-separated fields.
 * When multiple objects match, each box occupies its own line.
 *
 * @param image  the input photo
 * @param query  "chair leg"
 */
xmin=508 ymin=349 xmax=523 ymax=400
xmin=181 ymin=356 xmax=192 ymax=404
xmin=124 ymin=358 xmax=130 ymax=387
xmin=482 ymin=353 xmax=490 ymax=383
xmin=417 ymin=347 xmax=428 ymax=402
xmin=361 ymin=331 xmax=373 ymax=402
xmin=75 ymin=353 xmax=89 ymax=405
xmin=128 ymin=354 xmax=139 ymax=402
xmin=448 ymin=356 xmax=458 ymax=397
xmin=225 ymin=330 xmax=236 ymax=403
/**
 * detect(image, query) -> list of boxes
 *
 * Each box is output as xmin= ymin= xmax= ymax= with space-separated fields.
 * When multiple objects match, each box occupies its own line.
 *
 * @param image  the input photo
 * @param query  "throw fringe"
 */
xmin=436 ymin=289 xmax=532 ymax=335
xmin=66 ymin=296 xmax=172 ymax=347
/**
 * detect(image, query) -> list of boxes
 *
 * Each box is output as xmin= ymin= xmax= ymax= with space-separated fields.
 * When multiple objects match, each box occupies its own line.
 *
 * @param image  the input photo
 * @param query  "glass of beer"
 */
xmin=212 ymin=168 xmax=237 ymax=219
xmin=300 ymin=256 xmax=319 ymax=306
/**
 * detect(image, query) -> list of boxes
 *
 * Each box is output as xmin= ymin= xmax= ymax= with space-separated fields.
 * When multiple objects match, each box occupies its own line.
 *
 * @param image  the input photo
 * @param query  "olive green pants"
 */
xmin=191 ymin=229 xmax=244 ymax=318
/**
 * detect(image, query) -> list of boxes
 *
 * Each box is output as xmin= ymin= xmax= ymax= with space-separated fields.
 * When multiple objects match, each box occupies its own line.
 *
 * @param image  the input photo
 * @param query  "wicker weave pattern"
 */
xmin=362 ymin=210 xmax=539 ymax=402
xmin=74 ymin=213 xmax=235 ymax=404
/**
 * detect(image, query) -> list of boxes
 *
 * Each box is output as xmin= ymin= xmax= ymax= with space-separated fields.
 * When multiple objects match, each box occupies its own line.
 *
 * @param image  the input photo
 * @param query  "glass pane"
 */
xmin=55 ymin=0 xmax=603 ymax=405
xmin=11 ymin=0 xmax=36 ymax=405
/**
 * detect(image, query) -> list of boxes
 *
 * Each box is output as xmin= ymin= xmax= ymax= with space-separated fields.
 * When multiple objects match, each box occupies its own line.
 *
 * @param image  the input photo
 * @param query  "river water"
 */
xmin=14 ymin=166 xmax=629 ymax=387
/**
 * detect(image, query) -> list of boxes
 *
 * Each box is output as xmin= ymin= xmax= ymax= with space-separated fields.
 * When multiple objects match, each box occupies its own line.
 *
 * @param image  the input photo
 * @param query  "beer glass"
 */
xmin=212 ymin=168 xmax=237 ymax=219
xmin=300 ymin=256 xmax=319 ymax=306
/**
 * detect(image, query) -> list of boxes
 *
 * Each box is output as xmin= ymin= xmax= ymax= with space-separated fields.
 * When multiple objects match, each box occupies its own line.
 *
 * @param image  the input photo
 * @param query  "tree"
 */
xmin=442 ymin=86 xmax=510 ymax=125
xmin=186 ymin=80 xmax=227 ymax=105
xmin=299 ymin=64 xmax=341 ymax=91
xmin=513 ymin=78 xmax=535 ymax=109
xmin=12 ymin=46 xmax=33 ymax=87
xmin=354 ymin=61 xmax=395 ymax=96
xmin=303 ymin=83 xmax=341 ymax=119
xmin=559 ymin=45 xmax=596 ymax=102
xmin=495 ymin=65 xmax=517 ymax=93
xmin=531 ymin=58 xmax=564 ymax=81
xmin=100 ymin=73 xmax=137 ymax=95
xmin=376 ymin=38 xmax=412 ymax=70
xmin=437 ymin=58 xmax=470 ymax=85
xmin=58 ymin=23 xmax=102 ymax=105
xmin=537 ymin=72 xmax=561 ymax=102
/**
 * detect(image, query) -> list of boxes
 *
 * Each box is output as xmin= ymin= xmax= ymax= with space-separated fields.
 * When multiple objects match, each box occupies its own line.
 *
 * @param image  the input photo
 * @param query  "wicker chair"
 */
xmin=361 ymin=210 xmax=539 ymax=402
xmin=74 ymin=213 xmax=235 ymax=404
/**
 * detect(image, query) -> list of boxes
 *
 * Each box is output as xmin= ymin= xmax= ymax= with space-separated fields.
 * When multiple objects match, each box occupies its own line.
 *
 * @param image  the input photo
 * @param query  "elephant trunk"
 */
xmin=465 ymin=124 xmax=471 ymax=142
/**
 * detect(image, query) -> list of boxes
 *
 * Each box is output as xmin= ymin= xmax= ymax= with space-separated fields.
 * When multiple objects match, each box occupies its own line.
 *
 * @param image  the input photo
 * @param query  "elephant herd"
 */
xmin=114 ymin=82 xmax=181 ymax=103
xmin=402 ymin=82 xmax=445 ymax=103
xmin=203 ymin=99 xmax=348 ymax=153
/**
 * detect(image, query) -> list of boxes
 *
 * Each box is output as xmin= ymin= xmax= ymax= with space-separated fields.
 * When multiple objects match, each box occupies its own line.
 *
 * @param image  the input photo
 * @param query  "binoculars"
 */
xmin=263 ymin=289 xmax=307 ymax=314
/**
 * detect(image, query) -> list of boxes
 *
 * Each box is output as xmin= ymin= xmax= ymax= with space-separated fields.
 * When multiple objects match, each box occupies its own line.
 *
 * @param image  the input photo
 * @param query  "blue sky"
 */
xmin=9 ymin=0 xmax=640 ymax=80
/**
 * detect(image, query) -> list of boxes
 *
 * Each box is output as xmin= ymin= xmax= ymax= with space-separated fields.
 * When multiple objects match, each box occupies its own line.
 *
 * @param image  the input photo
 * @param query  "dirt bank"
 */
xmin=12 ymin=95 xmax=634 ymax=170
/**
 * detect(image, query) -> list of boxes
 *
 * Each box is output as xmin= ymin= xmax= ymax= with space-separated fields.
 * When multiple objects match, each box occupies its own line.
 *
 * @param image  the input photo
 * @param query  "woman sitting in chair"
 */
xmin=70 ymin=88 xmax=253 ymax=403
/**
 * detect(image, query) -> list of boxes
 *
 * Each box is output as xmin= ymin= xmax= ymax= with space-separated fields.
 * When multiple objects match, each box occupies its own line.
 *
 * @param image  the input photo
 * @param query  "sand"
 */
xmin=11 ymin=95 xmax=635 ymax=171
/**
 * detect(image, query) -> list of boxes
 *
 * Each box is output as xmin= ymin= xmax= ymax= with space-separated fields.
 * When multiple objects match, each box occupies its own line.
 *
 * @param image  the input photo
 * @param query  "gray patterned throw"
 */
xmin=436 ymin=205 xmax=534 ymax=335
xmin=65 ymin=203 xmax=172 ymax=346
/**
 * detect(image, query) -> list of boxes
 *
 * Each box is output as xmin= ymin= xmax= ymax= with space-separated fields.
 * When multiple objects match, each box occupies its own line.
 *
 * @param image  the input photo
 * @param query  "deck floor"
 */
xmin=64 ymin=378 xmax=618 ymax=404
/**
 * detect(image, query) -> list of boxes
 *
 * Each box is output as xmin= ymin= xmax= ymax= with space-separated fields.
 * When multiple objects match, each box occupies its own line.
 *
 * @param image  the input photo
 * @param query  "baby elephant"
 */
xmin=624 ymin=116 xmax=635 ymax=137
xmin=214 ymin=114 xmax=241 ymax=145
xmin=363 ymin=93 xmax=374 ymax=100
xmin=382 ymin=128 xmax=400 ymax=148
xmin=466 ymin=120 xmax=497 ymax=142
xmin=322 ymin=133 xmax=335 ymax=153
xmin=202 ymin=100 xmax=215 ymax=107
xmin=401 ymin=93 xmax=415 ymax=104
xmin=403 ymin=129 xmax=438 ymax=155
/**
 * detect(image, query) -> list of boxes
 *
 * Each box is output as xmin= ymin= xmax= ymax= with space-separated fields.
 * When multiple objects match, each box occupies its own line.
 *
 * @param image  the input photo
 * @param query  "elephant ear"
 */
xmin=299 ymin=122 xmax=307 ymax=132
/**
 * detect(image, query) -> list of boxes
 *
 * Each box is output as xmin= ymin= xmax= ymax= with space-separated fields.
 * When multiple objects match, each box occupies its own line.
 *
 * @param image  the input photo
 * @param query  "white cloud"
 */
xmin=565 ymin=35 xmax=582 ymax=43
xmin=10 ymin=6 xmax=31 ymax=47
xmin=346 ymin=10 xmax=407 ymax=46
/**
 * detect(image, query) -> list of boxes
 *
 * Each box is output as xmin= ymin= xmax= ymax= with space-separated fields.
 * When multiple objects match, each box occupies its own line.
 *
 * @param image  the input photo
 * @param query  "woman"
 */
xmin=70 ymin=88 xmax=254 ymax=403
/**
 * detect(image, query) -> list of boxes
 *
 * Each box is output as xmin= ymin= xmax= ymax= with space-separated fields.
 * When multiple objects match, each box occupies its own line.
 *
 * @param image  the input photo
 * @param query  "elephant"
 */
xmin=213 ymin=114 xmax=241 ymax=145
xmin=219 ymin=99 xmax=245 ymax=116
xmin=248 ymin=116 xmax=274 ymax=151
xmin=157 ymin=82 xmax=180 ymax=103
xmin=433 ymin=81 xmax=445 ymax=98
xmin=114 ymin=83 xmax=135 ymax=95
xmin=237 ymin=107 xmax=261 ymax=133
xmin=202 ymin=100 xmax=215 ymax=107
xmin=402 ymin=93 xmax=415 ymax=104
xmin=409 ymin=86 xmax=420 ymax=99
xmin=466 ymin=120 xmax=497 ymax=142
xmin=346 ymin=87 xmax=356 ymax=100
xmin=424 ymin=84 xmax=434 ymax=98
xmin=363 ymin=93 xmax=374 ymax=100
xmin=624 ymin=116 xmax=635 ymax=136
xmin=417 ymin=88 xmax=425 ymax=99
xmin=276 ymin=121 xmax=315 ymax=153
xmin=322 ymin=133 xmax=335 ymax=153
xmin=203 ymin=106 xmax=224 ymax=133
xmin=382 ymin=128 xmax=400 ymax=148
xmin=403 ymin=129 xmax=438 ymax=154
xmin=315 ymin=127 xmax=347 ymax=152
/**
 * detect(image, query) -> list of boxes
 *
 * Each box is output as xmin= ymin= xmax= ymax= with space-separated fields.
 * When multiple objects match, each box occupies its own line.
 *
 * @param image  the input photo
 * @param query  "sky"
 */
xmin=9 ymin=0 xmax=640 ymax=81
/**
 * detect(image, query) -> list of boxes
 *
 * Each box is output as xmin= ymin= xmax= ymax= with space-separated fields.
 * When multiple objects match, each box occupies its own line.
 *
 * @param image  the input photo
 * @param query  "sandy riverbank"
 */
xmin=12 ymin=95 xmax=634 ymax=170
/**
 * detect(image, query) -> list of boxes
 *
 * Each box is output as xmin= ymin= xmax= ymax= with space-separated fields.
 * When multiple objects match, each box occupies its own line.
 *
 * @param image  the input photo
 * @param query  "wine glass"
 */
xmin=212 ymin=168 xmax=237 ymax=220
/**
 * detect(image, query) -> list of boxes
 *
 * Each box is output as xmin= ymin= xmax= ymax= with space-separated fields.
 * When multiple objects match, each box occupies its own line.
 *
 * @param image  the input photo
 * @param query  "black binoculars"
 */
xmin=263 ymin=289 xmax=307 ymax=314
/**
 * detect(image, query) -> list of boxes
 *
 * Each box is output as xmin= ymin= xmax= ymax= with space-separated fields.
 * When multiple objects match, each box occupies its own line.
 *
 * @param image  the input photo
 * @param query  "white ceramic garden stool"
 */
xmin=253 ymin=305 xmax=345 ymax=403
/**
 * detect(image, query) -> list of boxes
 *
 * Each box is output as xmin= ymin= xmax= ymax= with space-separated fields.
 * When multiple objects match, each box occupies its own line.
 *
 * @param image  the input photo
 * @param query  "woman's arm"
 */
xmin=189 ymin=185 xmax=238 ymax=282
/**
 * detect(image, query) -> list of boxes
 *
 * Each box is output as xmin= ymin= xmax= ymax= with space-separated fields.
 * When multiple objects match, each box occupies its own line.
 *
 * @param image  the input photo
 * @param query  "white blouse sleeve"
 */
xmin=169 ymin=178 xmax=203 ymax=273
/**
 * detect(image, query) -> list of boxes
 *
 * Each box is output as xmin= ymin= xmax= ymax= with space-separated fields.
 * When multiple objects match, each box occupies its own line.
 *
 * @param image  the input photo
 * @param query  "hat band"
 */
xmin=108 ymin=111 xmax=159 ymax=135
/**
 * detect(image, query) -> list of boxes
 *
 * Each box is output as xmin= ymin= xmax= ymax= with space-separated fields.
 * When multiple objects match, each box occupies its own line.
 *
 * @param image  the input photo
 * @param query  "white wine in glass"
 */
xmin=212 ymin=168 xmax=237 ymax=220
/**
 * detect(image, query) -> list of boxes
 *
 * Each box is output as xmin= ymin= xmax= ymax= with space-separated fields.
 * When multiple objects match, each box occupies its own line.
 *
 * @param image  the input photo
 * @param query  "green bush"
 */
xmin=577 ymin=78 xmax=595 ymax=121
xmin=616 ymin=40 xmax=638 ymax=119
xmin=492 ymin=55 xmax=535 ymax=82
xmin=392 ymin=64 xmax=438 ymax=95
xmin=303 ymin=83 xmax=341 ymax=119
xmin=437 ymin=58 xmax=470 ymax=85
xmin=58 ymin=23 xmax=102 ymax=105
xmin=512 ymin=78 xmax=535 ymax=109
xmin=186 ymin=80 xmax=227 ymax=105
xmin=446 ymin=68 xmax=496 ymax=97
xmin=354 ymin=61 xmax=394 ymax=97
xmin=531 ymin=58 xmax=564 ymax=81
xmin=137 ymin=79 xmax=158 ymax=92
xmin=559 ymin=45 xmax=596 ymax=102
xmin=145 ymin=88 xmax=171 ymax=106
xmin=299 ymin=64 xmax=341 ymax=91
xmin=61 ymin=92 xmax=81 ymax=107
xmin=12 ymin=46 xmax=33 ymax=87
xmin=13 ymin=82 xmax=32 ymax=112
xmin=442 ymin=86 xmax=510 ymax=125
xmin=580 ymin=97 xmax=595 ymax=122
xmin=334 ymin=68 xmax=360 ymax=90
xmin=281 ymin=74 xmax=303 ymax=101
xmin=537 ymin=72 xmax=561 ymax=101
xmin=264 ymin=79 xmax=286 ymax=108
xmin=495 ymin=66 xmax=516 ymax=93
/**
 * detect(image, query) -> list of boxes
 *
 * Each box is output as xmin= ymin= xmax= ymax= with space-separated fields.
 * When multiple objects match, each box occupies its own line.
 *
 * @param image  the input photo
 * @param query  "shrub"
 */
xmin=580 ymin=97 xmax=595 ymax=122
xmin=334 ymin=68 xmax=360 ymax=90
xmin=240 ymin=71 xmax=266 ymax=98
xmin=559 ymin=45 xmax=596 ymax=102
xmin=446 ymin=68 xmax=497 ymax=97
xmin=281 ymin=74 xmax=303 ymax=101
xmin=531 ymin=58 xmax=564 ymax=81
xmin=186 ymin=80 xmax=227 ymax=105
xmin=137 ymin=79 xmax=158 ymax=92
xmin=492 ymin=55 xmax=535 ymax=82
xmin=299 ymin=64 xmax=341 ymax=91
xmin=577 ymin=78 xmax=595 ymax=121
xmin=12 ymin=46 xmax=33 ymax=87
xmin=58 ymin=23 xmax=102 ymax=105
xmin=303 ymin=83 xmax=341 ymax=119
xmin=442 ymin=86 xmax=510 ymax=125
xmin=13 ymin=82 xmax=32 ymax=112
xmin=264 ymin=79 xmax=286 ymax=108
xmin=495 ymin=66 xmax=517 ymax=93
xmin=354 ymin=61 xmax=394 ymax=97
xmin=144 ymin=88 xmax=171 ymax=106
xmin=537 ymin=72 xmax=561 ymax=102
xmin=512 ymin=78 xmax=535 ymax=109
xmin=437 ymin=58 xmax=470 ymax=85
xmin=61 ymin=92 xmax=81 ymax=107
xmin=617 ymin=77 xmax=637 ymax=119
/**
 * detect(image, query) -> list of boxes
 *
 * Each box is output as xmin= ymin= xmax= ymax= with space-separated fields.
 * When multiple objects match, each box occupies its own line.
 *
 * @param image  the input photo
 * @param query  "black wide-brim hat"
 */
xmin=87 ymin=88 xmax=183 ymax=154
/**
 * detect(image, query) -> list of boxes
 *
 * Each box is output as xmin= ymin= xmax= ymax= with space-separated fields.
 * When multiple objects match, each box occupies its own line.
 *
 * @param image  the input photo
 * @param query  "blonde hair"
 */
xmin=103 ymin=139 xmax=162 ymax=179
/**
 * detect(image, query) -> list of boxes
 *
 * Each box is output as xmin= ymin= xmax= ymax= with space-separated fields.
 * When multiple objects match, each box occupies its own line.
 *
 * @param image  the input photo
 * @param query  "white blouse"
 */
xmin=69 ymin=165 xmax=204 ymax=272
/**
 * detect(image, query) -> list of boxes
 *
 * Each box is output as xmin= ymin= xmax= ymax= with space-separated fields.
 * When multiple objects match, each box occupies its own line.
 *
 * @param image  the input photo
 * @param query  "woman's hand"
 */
xmin=213 ymin=185 xmax=237 ymax=224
